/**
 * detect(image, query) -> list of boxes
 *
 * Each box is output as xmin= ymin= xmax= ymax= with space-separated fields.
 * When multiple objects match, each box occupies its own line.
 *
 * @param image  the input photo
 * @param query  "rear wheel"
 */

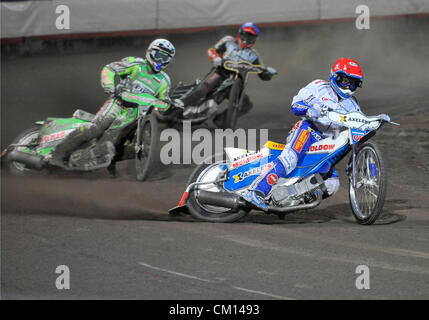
xmin=224 ymin=78 xmax=242 ymax=130
xmin=7 ymin=126 xmax=41 ymax=176
xmin=187 ymin=153 xmax=250 ymax=222
xmin=349 ymin=142 xmax=387 ymax=225
xmin=135 ymin=112 xmax=159 ymax=181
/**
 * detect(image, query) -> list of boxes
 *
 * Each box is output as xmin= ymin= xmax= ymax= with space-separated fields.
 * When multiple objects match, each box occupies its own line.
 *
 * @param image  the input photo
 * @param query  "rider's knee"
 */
xmin=278 ymin=148 xmax=298 ymax=174
xmin=325 ymin=177 xmax=340 ymax=196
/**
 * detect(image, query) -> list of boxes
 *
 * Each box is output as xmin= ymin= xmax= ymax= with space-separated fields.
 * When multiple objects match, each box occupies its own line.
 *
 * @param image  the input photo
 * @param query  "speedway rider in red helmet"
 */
xmin=182 ymin=22 xmax=277 ymax=119
xmin=243 ymin=58 xmax=390 ymax=210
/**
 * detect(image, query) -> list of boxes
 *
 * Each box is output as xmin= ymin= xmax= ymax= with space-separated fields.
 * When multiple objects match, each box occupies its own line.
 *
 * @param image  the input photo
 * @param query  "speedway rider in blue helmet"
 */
xmin=182 ymin=22 xmax=277 ymax=120
xmin=243 ymin=58 xmax=390 ymax=210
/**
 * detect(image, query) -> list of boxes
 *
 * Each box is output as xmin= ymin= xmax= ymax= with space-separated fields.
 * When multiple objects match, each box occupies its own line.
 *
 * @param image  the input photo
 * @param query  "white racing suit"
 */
xmin=245 ymin=79 xmax=361 ymax=208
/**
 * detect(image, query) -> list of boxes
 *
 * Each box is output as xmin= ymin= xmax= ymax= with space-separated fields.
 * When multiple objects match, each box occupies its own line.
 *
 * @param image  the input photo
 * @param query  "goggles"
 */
xmin=335 ymin=73 xmax=363 ymax=91
xmin=151 ymin=49 xmax=172 ymax=64
xmin=239 ymin=31 xmax=258 ymax=45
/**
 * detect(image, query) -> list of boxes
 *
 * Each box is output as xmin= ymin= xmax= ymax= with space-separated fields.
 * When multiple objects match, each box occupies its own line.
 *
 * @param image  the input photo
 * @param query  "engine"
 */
xmin=271 ymin=173 xmax=325 ymax=207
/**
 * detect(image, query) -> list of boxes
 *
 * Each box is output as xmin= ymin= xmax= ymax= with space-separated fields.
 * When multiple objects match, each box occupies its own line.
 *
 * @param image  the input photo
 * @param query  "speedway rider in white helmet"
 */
xmin=50 ymin=39 xmax=181 ymax=167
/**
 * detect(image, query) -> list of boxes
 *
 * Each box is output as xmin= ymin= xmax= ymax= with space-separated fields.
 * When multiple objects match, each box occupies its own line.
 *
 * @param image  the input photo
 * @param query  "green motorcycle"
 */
xmin=2 ymin=96 xmax=171 ymax=181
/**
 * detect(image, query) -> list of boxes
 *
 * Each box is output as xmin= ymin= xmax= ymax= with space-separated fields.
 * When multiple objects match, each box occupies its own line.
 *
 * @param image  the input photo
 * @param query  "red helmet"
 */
xmin=238 ymin=22 xmax=260 ymax=49
xmin=329 ymin=58 xmax=363 ymax=99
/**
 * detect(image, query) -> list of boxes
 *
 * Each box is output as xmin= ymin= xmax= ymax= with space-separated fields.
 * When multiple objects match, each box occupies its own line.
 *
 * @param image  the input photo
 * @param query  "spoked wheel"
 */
xmin=135 ymin=112 xmax=158 ymax=181
xmin=7 ymin=126 xmax=42 ymax=176
xmin=224 ymin=78 xmax=242 ymax=130
xmin=349 ymin=142 xmax=387 ymax=225
xmin=187 ymin=153 xmax=250 ymax=222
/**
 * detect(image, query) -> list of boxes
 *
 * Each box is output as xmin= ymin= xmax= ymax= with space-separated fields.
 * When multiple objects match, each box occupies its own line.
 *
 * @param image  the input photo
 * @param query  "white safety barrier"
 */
xmin=1 ymin=0 xmax=428 ymax=39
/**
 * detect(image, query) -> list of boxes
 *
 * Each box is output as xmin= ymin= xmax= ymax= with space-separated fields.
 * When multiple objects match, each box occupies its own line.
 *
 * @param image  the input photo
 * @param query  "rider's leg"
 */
xmin=243 ymin=120 xmax=319 ymax=210
xmin=182 ymin=71 xmax=224 ymax=106
xmin=324 ymin=170 xmax=340 ymax=197
xmin=50 ymin=98 xmax=122 ymax=166
xmin=238 ymin=94 xmax=253 ymax=117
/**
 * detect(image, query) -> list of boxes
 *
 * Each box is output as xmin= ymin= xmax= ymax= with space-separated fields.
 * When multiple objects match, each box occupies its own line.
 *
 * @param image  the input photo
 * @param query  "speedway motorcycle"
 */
xmin=156 ymin=60 xmax=276 ymax=130
xmin=170 ymin=108 xmax=399 ymax=225
xmin=2 ymin=94 xmax=175 ymax=181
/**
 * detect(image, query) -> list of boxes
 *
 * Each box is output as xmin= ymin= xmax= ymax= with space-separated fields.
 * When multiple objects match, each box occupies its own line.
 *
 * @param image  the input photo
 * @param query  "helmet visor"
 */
xmin=239 ymin=30 xmax=258 ymax=46
xmin=335 ymin=73 xmax=362 ymax=91
xmin=151 ymin=49 xmax=172 ymax=64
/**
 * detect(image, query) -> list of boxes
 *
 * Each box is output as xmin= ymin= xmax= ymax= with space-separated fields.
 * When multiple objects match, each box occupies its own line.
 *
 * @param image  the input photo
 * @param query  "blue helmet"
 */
xmin=238 ymin=22 xmax=260 ymax=48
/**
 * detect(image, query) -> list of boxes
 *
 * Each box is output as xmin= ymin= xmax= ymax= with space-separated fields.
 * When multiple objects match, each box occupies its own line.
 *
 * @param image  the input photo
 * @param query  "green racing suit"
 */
xmin=51 ymin=56 xmax=172 ymax=164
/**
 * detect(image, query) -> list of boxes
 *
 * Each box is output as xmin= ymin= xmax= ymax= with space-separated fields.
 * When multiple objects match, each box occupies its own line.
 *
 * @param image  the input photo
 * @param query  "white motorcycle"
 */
xmin=170 ymin=108 xmax=399 ymax=225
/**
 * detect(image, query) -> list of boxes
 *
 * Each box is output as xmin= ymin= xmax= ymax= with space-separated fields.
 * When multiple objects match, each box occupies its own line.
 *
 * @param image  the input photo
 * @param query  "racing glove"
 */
xmin=103 ymin=85 xmax=115 ymax=95
xmin=173 ymin=99 xmax=184 ymax=109
xmin=213 ymin=57 xmax=223 ymax=67
xmin=265 ymin=66 xmax=277 ymax=75
xmin=306 ymin=106 xmax=321 ymax=119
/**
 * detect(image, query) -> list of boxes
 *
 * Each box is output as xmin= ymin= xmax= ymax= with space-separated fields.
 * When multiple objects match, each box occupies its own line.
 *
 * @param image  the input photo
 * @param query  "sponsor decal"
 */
xmin=304 ymin=94 xmax=315 ymax=104
xmin=293 ymin=130 xmax=309 ymax=153
xmin=40 ymin=131 xmax=66 ymax=143
xmin=267 ymin=173 xmax=278 ymax=185
xmin=339 ymin=115 xmax=371 ymax=125
xmin=353 ymin=134 xmax=363 ymax=142
xmin=293 ymin=120 xmax=302 ymax=130
xmin=264 ymin=141 xmax=285 ymax=150
xmin=307 ymin=127 xmax=322 ymax=141
xmin=348 ymin=61 xmax=358 ymax=67
xmin=232 ymin=151 xmax=263 ymax=168
xmin=232 ymin=163 xmax=272 ymax=183
xmin=309 ymin=144 xmax=335 ymax=152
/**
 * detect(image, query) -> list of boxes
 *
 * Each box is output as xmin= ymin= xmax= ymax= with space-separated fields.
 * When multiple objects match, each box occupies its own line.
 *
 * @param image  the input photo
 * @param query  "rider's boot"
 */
xmin=242 ymin=158 xmax=291 ymax=211
xmin=49 ymin=129 xmax=87 ymax=168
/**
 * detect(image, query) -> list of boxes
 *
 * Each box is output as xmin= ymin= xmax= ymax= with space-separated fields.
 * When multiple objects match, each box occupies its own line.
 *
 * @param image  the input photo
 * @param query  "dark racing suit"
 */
xmin=51 ymin=56 xmax=171 ymax=165
xmin=181 ymin=36 xmax=273 ymax=117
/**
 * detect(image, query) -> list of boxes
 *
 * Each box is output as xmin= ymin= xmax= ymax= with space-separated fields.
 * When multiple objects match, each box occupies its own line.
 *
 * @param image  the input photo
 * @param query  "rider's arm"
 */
xmin=251 ymin=49 xmax=274 ymax=81
xmin=100 ymin=57 xmax=141 ymax=93
xmin=120 ymin=71 xmax=172 ymax=109
xmin=291 ymin=87 xmax=315 ymax=116
xmin=207 ymin=35 xmax=235 ymax=63
xmin=121 ymin=92 xmax=168 ymax=109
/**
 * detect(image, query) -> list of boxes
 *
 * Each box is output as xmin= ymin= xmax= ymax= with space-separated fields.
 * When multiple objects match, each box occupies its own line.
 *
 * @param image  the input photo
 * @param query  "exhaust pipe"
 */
xmin=7 ymin=150 xmax=46 ymax=170
xmin=197 ymin=190 xmax=247 ymax=211
xmin=197 ymin=190 xmax=323 ymax=213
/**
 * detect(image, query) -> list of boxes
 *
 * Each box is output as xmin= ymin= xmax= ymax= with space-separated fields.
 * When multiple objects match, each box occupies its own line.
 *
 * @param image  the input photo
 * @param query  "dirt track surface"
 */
xmin=2 ymin=17 xmax=429 ymax=299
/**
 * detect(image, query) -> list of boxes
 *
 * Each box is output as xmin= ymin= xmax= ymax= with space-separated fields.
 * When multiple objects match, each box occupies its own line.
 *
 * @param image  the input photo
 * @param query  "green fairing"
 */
xmin=40 ymin=118 xmax=89 ymax=136
xmin=37 ymin=147 xmax=54 ymax=156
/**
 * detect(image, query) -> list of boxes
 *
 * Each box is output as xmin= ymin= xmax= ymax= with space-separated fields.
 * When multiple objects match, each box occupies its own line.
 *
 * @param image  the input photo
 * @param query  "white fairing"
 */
xmin=326 ymin=110 xmax=381 ymax=131
xmin=225 ymin=147 xmax=270 ymax=170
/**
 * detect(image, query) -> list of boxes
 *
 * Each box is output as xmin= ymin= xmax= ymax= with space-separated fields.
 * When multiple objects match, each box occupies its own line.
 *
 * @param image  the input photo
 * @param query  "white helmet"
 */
xmin=146 ymin=39 xmax=175 ymax=72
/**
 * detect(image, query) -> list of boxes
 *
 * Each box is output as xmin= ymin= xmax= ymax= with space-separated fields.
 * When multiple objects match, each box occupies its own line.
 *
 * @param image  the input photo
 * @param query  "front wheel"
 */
xmin=135 ymin=112 xmax=159 ymax=181
xmin=349 ymin=142 xmax=387 ymax=225
xmin=224 ymin=78 xmax=242 ymax=130
xmin=187 ymin=153 xmax=250 ymax=222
